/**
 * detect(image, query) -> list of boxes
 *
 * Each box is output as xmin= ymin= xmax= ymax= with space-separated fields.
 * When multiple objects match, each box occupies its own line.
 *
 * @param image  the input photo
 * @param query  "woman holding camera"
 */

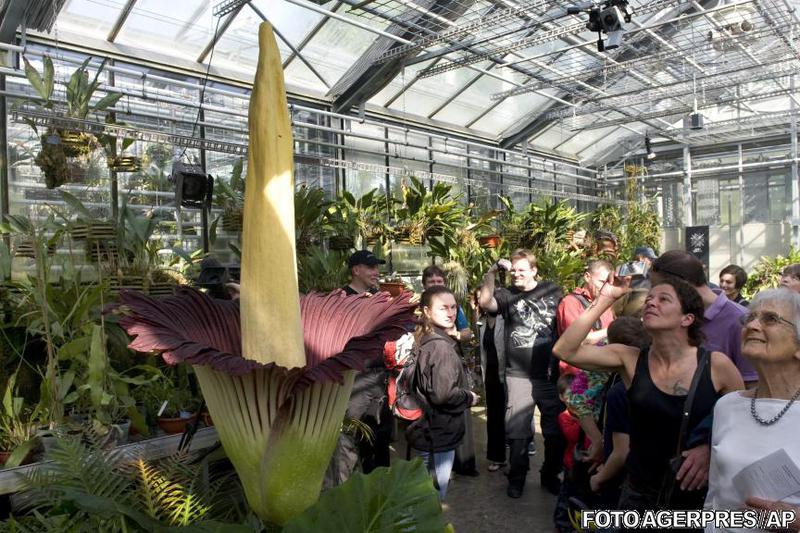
xmin=407 ymin=285 xmax=479 ymax=500
xmin=553 ymin=276 xmax=743 ymax=522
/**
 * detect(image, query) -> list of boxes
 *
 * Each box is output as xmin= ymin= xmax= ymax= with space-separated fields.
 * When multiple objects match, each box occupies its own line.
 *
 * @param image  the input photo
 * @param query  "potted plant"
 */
xmin=213 ymin=159 xmax=245 ymax=233
xmin=379 ymin=273 xmax=407 ymax=297
xmin=21 ymin=55 xmax=123 ymax=188
xmin=0 ymin=374 xmax=39 ymax=467
xmin=295 ymin=185 xmax=332 ymax=255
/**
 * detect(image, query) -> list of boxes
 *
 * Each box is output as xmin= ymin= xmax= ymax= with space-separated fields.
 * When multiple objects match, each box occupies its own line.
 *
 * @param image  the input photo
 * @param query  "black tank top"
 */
xmin=626 ymin=346 xmax=719 ymax=492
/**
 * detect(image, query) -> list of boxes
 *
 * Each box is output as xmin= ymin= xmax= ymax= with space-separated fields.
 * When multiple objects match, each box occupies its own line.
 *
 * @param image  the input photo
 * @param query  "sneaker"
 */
xmin=528 ymin=442 xmax=537 ymax=456
xmin=487 ymin=462 xmax=505 ymax=472
xmin=507 ymin=485 xmax=524 ymax=499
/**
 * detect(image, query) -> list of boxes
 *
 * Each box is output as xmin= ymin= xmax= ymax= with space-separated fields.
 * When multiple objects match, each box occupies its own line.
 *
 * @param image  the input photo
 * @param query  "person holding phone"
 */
xmin=553 ymin=274 xmax=743 ymax=527
xmin=479 ymin=249 xmax=563 ymax=498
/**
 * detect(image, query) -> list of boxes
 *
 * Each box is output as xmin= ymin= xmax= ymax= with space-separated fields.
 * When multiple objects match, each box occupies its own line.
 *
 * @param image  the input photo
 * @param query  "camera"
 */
xmin=617 ymin=260 xmax=647 ymax=277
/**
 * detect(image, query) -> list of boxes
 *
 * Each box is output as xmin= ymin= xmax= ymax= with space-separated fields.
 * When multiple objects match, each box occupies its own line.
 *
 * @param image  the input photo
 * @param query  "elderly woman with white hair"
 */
xmin=705 ymin=288 xmax=800 ymax=532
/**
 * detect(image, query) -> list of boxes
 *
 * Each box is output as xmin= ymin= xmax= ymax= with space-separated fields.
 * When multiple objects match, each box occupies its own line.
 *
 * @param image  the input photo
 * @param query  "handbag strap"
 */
xmin=675 ymin=347 xmax=710 ymax=456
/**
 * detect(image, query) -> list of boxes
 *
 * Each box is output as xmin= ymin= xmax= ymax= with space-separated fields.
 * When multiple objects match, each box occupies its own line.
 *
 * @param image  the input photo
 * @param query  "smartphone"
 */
xmin=617 ymin=260 xmax=647 ymax=277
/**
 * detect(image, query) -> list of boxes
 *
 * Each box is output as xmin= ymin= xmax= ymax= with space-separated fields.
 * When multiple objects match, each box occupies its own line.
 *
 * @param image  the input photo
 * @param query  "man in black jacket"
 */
xmin=324 ymin=250 xmax=391 ymax=487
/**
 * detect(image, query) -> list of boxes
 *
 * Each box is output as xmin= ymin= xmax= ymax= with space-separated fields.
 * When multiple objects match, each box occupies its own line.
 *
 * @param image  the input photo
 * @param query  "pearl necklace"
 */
xmin=750 ymin=386 xmax=800 ymax=426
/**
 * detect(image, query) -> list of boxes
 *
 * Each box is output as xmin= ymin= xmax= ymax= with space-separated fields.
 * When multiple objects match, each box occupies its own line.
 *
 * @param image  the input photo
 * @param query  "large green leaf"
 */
xmin=282 ymin=459 xmax=446 ymax=533
xmin=22 ymin=57 xmax=46 ymax=101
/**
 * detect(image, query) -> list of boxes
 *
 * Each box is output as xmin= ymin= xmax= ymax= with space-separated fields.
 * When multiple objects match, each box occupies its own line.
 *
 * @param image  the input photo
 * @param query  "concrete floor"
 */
xmin=392 ymin=406 xmax=556 ymax=533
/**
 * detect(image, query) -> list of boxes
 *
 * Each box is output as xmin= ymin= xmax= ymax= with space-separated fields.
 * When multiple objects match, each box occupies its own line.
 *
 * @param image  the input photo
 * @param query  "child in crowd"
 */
xmin=589 ymin=316 xmax=649 ymax=508
xmin=553 ymin=373 xmax=592 ymax=533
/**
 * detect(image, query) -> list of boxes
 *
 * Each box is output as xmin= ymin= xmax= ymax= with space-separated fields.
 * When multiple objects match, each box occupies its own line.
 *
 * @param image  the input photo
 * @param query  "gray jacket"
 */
xmin=478 ymin=315 xmax=506 ymax=384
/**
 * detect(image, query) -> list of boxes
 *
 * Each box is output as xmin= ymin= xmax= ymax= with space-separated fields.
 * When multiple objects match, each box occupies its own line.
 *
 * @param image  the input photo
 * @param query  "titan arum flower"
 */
xmin=114 ymin=22 xmax=414 ymax=526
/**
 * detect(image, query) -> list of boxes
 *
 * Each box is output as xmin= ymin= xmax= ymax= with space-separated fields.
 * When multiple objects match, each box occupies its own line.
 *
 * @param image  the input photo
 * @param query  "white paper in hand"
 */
xmin=732 ymin=448 xmax=800 ymax=501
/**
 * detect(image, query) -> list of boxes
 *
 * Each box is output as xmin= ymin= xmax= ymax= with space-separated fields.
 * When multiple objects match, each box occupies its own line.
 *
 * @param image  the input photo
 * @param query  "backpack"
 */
xmin=384 ymin=333 xmax=423 ymax=421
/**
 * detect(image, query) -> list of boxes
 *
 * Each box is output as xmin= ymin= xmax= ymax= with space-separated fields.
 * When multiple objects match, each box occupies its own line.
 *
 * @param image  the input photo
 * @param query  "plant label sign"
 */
xmin=685 ymin=225 xmax=709 ymax=270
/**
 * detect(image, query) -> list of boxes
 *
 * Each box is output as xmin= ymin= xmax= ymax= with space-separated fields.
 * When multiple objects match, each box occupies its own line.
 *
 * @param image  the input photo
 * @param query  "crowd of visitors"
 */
xmin=323 ymin=244 xmax=800 ymax=532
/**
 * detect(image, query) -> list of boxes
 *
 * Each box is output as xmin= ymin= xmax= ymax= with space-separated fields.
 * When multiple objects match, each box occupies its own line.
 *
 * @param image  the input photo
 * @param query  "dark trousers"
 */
xmin=485 ymin=369 xmax=506 ymax=464
xmin=533 ymin=378 xmax=565 ymax=483
xmin=506 ymin=375 xmax=566 ymax=488
xmin=360 ymin=401 xmax=392 ymax=473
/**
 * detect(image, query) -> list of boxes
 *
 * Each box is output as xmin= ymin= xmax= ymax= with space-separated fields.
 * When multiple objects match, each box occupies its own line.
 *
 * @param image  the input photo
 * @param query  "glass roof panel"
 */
xmin=210 ymin=5 xmax=292 ymax=78
xmin=367 ymin=59 xmax=436 ymax=107
xmin=115 ymin=0 xmax=216 ymax=60
xmin=385 ymin=61 xmax=491 ymax=118
xmin=469 ymin=92 xmax=552 ymax=136
xmin=284 ymin=58 xmax=329 ymax=93
xmin=430 ymin=70 xmax=518 ymax=126
xmin=285 ymin=4 xmax=390 ymax=91
xmin=57 ymin=0 xmax=122 ymax=41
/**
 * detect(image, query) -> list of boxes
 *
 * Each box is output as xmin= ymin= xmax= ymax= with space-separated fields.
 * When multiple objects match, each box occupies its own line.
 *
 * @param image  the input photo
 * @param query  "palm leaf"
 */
xmin=283 ymin=459 xmax=446 ymax=533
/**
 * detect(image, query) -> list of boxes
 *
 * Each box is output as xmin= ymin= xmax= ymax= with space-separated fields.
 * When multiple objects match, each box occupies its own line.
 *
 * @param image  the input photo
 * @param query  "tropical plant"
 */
xmin=3 ymin=435 xmax=447 ymax=531
xmin=742 ymin=247 xmax=800 ymax=299
xmin=392 ymin=177 xmax=465 ymax=246
xmin=282 ymin=459 xmax=446 ymax=532
xmin=0 ymin=373 xmax=39 ymax=467
xmin=327 ymin=188 xmax=391 ymax=250
xmin=113 ymin=23 xmax=416 ymax=527
xmin=297 ymin=247 xmax=350 ymax=293
xmin=214 ymin=159 xmax=246 ymax=233
xmin=0 ymin=214 xmax=68 ymax=424
xmin=8 ymin=432 xmax=248 ymax=530
xmin=21 ymin=56 xmax=123 ymax=188
xmin=295 ymin=186 xmax=332 ymax=255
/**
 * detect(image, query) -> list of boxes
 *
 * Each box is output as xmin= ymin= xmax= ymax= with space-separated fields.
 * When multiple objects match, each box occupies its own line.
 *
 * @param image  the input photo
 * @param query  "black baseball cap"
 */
xmin=347 ymin=250 xmax=386 ymax=268
xmin=633 ymin=246 xmax=657 ymax=260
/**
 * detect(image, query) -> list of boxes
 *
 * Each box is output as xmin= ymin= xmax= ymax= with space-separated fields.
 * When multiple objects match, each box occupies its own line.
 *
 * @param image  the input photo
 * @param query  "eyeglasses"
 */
xmin=739 ymin=311 xmax=796 ymax=330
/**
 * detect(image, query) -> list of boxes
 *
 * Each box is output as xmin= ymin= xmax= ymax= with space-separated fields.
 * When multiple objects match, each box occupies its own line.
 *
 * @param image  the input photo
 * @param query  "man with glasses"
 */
xmin=479 ymin=249 xmax=563 ymax=498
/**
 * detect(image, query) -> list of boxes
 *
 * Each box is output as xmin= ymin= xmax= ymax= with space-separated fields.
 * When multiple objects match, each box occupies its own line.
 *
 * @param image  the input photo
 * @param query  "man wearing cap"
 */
xmin=325 ymin=250 xmax=392 ymax=488
xmin=630 ymin=246 xmax=657 ymax=291
xmin=344 ymin=250 xmax=385 ymax=295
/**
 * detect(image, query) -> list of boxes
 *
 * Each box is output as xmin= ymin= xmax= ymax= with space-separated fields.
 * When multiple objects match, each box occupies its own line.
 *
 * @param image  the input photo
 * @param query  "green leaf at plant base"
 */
xmin=3 ymin=437 xmax=35 ymax=468
xmin=282 ymin=459 xmax=446 ymax=533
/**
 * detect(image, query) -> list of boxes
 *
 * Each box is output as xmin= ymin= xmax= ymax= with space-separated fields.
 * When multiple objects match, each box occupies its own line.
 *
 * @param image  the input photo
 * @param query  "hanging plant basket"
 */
xmin=71 ymin=221 xmax=116 ymax=241
xmin=329 ymin=235 xmax=355 ymax=251
xmin=58 ymin=130 xmax=97 ymax=159
xmin=222 ymin=209 xmax=244 ymax=233
xmin=146 ymin=281 xmax=177 ymax=297
xmin=478 ymin=234 xmax=501 ymax=249
xmin=108 ymin=155 xmax=142 ymax=173
xmin=393 ymin=227 xmax=425 ymax=246
xmin=86 ymin=239 xmax=118 ymax=263
xmin=14 ymin=239 xmax=56 ymax=258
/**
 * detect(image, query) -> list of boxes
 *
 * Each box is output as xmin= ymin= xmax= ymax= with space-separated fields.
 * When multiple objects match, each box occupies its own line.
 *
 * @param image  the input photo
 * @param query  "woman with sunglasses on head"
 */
xmin=553 ymin=276 xmax=743 ymax=529
xmin=406 ymin=285 xmax=480 ymax=501
xmin=704 ymin=288 xmax=800 ymax=532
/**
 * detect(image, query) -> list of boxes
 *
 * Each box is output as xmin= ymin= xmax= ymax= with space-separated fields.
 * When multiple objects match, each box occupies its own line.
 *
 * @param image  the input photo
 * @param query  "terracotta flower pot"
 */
xmin=379 ymin=282 xmax=406 ymax=297
xmin=0 ymin=449 xmax=33 ymax=467
xmin=157 ymin=413 xmax=197 ymax=434
xmin=478 ymin=235 xmax=501 ymax=249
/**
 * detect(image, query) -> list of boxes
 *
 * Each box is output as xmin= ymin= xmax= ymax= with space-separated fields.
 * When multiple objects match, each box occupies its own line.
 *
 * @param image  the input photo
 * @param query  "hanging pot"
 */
xmin=379 ymin=281 xmax=406 ymax=297
xmin=478 ymin=234 xmax=501 ymax=249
